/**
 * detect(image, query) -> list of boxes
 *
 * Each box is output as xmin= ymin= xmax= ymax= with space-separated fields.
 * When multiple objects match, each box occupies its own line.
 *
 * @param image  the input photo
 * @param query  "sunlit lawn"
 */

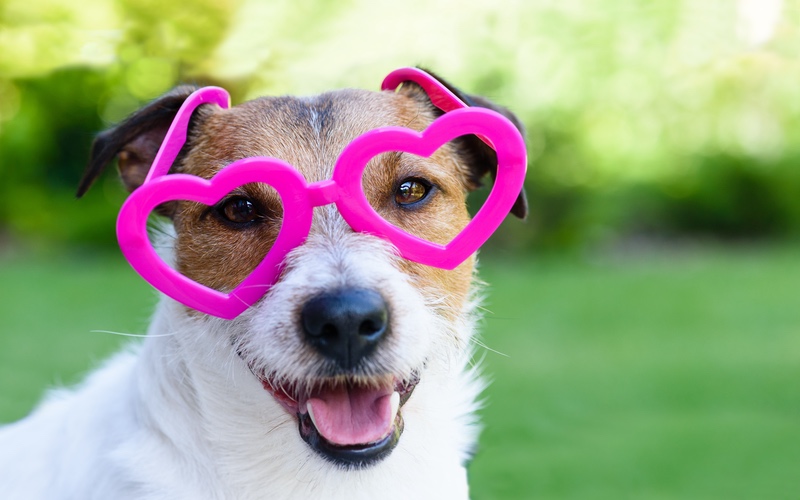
xmin=2 ymin=245 xmax=799 ymax=499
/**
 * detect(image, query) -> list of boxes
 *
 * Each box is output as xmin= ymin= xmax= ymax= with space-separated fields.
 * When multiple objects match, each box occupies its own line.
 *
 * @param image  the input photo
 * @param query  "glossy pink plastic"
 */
xmin=116 ymin=69 xmax=527 ymax=319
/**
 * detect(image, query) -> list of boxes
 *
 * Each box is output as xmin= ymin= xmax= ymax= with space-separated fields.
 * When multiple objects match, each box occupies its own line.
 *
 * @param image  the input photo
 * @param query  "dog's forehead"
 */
xmin=186 ymin=88 xmax=436 ymax=181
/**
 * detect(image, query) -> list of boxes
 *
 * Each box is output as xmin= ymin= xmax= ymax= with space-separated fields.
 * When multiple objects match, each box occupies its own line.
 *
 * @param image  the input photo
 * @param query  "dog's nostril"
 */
xmin=320 ymin=324 xmax=338 ymax=340
xmin=301 ymin=288 xmax=389 ymax=370
xmin=359 ymin=319 xmax=381 ymax=337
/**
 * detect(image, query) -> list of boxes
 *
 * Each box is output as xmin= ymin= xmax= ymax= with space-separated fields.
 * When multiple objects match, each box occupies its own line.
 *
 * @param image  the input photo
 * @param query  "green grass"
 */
xmin=470 ymin=246 xmax=800 ymax=499
xmin=2 ymin=246 xmax=799 ymax=499
xmin=0 ymin=250 xmax=153 ymax=421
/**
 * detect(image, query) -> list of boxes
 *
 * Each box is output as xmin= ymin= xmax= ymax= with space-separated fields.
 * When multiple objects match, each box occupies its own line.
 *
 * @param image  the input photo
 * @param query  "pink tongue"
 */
xmin=306 ymin=383 xmax=394 ymax=446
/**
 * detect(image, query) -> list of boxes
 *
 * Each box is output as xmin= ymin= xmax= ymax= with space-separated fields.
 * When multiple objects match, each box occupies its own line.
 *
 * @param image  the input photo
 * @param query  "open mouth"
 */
xmin=255 ymin=370 xmax=419 ymax=467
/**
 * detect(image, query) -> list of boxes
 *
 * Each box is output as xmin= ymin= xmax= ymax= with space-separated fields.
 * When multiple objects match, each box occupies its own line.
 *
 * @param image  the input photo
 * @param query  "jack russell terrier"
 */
xmin=0 ymin=68 xmax=527 ymax=499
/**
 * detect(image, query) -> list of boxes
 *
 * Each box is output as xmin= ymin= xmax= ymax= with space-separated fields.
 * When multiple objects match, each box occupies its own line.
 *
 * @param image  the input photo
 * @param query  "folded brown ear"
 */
xmin=407 ymin=69 xmax=528 ymax=220
xmin=77 ymin=85 xmax=202 ymax=199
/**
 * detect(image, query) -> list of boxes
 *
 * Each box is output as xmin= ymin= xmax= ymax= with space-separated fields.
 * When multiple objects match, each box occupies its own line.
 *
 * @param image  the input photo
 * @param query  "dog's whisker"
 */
xmin=473 ymin=303 xmax=494 ymax=315
xmin=279 ymin=384 xmax=295 ymax=402
xmin=89 ymin=329 xmax=176 ymax=338
xmin=469 ymin=337 xmax=509 ymax=358
xmin=263 ymin=417 xmax=293 ymax=437
xmin=468 ymin=350 xmax=489 ymax=370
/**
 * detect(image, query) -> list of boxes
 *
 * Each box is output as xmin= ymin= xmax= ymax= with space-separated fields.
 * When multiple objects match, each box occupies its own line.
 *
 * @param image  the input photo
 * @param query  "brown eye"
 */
xmin=217 ymin=197 xmax=260 ymax=225
xmin=395 ymin=179 xmax=431 ymax=206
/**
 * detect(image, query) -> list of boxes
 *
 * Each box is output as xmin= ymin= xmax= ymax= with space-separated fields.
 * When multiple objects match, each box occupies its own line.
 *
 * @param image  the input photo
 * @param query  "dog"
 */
xmin=0 ymin=69 xmax=527 ymax=499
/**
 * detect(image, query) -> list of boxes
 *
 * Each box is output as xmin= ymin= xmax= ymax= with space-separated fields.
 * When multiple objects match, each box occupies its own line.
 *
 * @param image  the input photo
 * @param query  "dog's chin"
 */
xmin=253 ymin=369 xmax=419 ymax=468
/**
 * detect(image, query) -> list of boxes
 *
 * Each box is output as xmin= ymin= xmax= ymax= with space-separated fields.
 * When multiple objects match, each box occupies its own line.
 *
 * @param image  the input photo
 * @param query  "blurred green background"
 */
xmin=1 ymin=0 xmax=800 ymax=498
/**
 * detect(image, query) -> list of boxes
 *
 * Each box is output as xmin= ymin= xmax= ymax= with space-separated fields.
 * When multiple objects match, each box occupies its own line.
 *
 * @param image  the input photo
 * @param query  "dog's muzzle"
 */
xmin=248 ymin=287 xmax=419 ymax=468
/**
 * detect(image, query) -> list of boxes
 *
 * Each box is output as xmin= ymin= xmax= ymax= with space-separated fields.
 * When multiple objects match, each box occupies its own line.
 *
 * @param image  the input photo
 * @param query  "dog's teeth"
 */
xmin=390 ymin=391 xmax=400 ymax=421
xmin=306 ymin=402 xmax=319 ymax=430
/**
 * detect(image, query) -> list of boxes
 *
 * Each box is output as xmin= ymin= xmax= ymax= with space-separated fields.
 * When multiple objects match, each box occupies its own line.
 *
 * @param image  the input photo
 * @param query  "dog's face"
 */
xmin=80 ymin=74 xmax=526 ymax=468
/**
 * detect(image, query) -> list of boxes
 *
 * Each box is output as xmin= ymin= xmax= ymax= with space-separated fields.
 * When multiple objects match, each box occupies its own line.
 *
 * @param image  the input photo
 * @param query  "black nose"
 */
xmin=301 ymin=288 xmax=389 ymax=370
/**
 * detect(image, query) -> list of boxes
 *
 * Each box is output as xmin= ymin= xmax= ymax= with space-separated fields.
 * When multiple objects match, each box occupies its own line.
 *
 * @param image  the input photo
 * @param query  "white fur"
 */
xmin=0 ymin=212 xmax=485 ymax=499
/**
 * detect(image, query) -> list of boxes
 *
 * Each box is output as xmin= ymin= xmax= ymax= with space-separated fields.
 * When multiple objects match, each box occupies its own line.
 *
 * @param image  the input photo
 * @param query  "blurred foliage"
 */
xmin=1 ymin=0 xmax=800 ymax=250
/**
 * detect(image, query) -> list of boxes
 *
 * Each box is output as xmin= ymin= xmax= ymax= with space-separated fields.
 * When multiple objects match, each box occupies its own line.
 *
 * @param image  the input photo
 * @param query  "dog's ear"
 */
xmin=398 ymin=69 xmax=528 ymax=219
xmin=77 ymin=85 xmax=202 ymax=202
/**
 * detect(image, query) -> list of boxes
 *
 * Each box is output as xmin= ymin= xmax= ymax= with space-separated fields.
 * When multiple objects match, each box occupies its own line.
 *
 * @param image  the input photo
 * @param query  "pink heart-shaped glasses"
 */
xmin=117 ymin=68 xmax=528 ymax=319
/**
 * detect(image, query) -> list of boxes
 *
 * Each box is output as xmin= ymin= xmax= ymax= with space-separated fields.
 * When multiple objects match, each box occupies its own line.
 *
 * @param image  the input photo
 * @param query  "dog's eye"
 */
xmin=217 ymin=196 xmax=261 ymax=225
xmin=395 ymin=178 xmax=431 ymax=206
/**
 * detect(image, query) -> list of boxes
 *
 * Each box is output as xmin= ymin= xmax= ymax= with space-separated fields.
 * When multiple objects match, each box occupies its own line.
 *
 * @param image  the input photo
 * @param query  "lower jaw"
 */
xmin=298 ymin=411 xmax=404 ymax=468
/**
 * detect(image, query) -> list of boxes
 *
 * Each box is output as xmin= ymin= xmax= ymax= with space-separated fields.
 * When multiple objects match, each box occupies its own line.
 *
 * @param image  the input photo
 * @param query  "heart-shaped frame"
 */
xmin=333 ymin=107 xmax=526 ymax=269
xmin=117 ymin=158 xmax=313 ymax=319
